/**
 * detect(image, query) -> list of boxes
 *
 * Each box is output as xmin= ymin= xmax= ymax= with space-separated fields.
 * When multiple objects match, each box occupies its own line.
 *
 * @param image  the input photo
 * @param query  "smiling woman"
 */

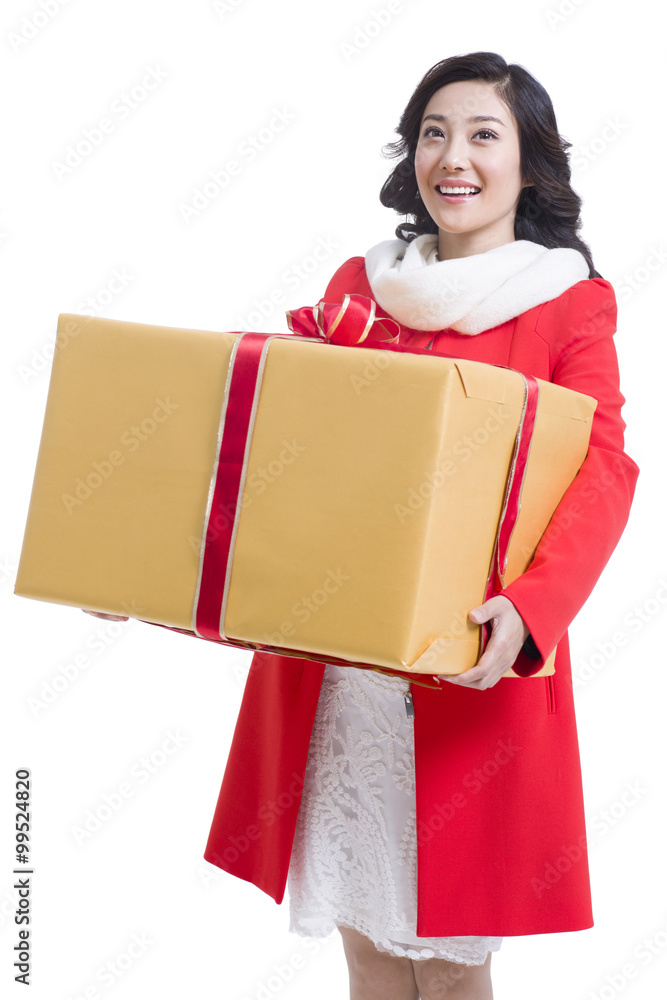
xmin=379 ymin=53 xmax=599 ymax=277
xmin=202 ymin=51 xmax=639 ymax=1000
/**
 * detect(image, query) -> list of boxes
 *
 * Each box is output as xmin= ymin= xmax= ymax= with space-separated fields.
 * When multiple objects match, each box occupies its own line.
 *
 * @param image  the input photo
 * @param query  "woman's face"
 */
xmin=414 ymin=79 xmax=532 ymax=256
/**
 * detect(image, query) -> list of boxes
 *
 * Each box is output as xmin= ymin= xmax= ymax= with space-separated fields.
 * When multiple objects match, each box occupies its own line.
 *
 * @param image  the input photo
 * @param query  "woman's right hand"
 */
xmin=82 ymin=609 xmax=129 ymax=622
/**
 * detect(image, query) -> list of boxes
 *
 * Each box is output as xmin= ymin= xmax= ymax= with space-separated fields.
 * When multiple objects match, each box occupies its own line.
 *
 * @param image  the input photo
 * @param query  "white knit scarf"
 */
xmin=364 ymin=234 xmax=590 ymax=335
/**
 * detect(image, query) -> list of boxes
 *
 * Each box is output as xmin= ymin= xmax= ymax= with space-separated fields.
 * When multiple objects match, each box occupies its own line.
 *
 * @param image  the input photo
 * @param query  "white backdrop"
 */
xmin=1 ymin=1 xmax=664 ymax=998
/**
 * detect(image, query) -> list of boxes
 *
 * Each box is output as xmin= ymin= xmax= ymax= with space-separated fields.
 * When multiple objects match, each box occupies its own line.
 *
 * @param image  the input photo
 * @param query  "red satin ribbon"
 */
xmin=194 ymin=332 xmax=285 ymax=641
xmin=287 ymin=293 xmax=401 ymax=346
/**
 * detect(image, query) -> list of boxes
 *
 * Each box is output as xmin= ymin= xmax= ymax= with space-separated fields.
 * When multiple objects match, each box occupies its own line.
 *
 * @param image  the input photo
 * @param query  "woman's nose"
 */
xmin=438 ymin=137 xmax=471 ymax=172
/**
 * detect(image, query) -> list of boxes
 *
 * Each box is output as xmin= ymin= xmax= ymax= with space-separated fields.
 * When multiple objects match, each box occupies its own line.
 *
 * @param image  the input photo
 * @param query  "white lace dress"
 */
xmin=287 ymin=663 xmax=503 ymax=965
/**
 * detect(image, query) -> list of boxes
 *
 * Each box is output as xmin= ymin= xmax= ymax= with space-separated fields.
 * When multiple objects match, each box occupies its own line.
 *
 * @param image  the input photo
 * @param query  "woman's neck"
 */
xmin=437 ymin=225 xmax=517 ymax=261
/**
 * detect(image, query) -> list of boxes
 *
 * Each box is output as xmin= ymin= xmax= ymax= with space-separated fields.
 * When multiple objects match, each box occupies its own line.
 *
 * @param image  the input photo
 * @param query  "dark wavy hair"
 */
xmin=380 ymin=51 xmax=600 ymax=278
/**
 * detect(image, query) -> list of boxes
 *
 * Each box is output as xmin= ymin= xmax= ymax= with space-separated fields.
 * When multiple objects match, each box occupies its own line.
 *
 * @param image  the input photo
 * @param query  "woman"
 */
xmin=94 ymin=52 xmax=640 ymax=999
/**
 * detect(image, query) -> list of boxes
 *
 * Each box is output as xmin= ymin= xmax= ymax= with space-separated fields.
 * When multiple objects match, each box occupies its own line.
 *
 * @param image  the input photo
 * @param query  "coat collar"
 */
xmin=364 ymin=234 xmax=589 ymax=335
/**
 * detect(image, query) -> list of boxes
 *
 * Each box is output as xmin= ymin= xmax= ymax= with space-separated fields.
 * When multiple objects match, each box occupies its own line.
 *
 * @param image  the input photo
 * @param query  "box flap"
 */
xmin=453 ymin=358 xmax=514 ymax=404
xmin=454 ymin=357 xmax=597 ymax=421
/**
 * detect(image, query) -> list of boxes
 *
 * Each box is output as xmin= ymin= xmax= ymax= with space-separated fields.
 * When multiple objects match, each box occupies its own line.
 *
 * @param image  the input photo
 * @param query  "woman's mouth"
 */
xmin=436 ymin=185 xmax=481 ymax=203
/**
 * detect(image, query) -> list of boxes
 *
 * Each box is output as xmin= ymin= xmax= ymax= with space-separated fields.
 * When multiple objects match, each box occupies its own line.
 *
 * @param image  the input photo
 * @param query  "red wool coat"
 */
xmin=203 ymin=256 xmax=640 ymax=937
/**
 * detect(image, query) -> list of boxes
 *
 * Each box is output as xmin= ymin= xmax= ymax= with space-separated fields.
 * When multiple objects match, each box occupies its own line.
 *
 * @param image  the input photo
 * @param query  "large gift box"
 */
xmin=15 ymin=304 xmax=597 ymax=678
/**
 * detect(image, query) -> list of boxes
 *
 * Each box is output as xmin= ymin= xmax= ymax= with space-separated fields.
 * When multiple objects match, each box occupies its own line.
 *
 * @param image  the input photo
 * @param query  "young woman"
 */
xmin=91 ymin=51 xmax=640 ymax=1000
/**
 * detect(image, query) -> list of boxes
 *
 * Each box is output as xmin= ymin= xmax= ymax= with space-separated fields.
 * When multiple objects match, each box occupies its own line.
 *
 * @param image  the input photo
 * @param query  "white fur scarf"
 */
xmin=364 ymin=234 xmax=590 ymax=335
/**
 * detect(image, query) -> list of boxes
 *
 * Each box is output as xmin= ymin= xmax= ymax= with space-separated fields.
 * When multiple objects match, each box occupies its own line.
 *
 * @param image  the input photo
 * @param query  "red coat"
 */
xmin=203 ymin=257 xmax=639 ymax=937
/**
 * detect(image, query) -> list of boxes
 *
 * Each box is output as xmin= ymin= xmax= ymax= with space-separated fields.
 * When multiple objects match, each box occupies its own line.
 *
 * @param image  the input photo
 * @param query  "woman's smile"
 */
xmin=435 ymin=181 xmax=482 ymax=202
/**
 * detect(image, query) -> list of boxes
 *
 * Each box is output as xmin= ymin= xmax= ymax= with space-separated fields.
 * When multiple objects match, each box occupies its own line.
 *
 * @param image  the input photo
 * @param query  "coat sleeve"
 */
xmin=322 ymin=257 xmax=368 ymax=299
xmin=501 ymin=278 xmax=640 ymax=676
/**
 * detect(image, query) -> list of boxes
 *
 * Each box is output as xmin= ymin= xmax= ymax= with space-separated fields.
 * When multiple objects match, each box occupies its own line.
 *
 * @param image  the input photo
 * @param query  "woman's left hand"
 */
xmin=440 ymin=595 xmax=530 ymax=690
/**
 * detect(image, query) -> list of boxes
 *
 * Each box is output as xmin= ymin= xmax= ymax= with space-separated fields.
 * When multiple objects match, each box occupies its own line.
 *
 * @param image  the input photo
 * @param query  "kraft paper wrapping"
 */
xmin=15 ymin=314 xmax=597 ymax=677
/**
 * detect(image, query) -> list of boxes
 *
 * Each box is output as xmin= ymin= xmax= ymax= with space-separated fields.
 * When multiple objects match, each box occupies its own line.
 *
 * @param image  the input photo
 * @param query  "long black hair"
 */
xmin=380 ymin=52 xmax=600 ymax=278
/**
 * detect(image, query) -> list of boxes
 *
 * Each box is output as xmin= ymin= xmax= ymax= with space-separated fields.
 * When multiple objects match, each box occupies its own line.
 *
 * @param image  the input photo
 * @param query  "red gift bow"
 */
xmin=286 ymin=293 xmax=401 ymax=346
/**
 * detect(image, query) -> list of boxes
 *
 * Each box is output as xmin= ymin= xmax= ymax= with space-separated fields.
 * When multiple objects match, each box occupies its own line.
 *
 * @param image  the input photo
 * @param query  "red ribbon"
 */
xmin=286 ymin=294 xmax=401 ymax=346
xmin=194 ymin=332 xmax=284 ymax=642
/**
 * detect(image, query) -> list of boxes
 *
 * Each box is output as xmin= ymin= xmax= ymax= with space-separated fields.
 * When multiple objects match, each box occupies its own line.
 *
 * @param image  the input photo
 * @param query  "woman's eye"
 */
xmin=421 ymin=127 xmax=497 ymax=141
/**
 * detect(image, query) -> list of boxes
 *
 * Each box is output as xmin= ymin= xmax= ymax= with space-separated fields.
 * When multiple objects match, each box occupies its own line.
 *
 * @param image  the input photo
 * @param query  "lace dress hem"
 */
xmin=289 ymin=910 xmax=502 ymax=964
xmin=287 ymin=665 xmax=503 ymax=967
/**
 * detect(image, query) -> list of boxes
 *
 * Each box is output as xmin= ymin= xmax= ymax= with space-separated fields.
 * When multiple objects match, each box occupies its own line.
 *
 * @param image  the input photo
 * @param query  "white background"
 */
xmin=1 ymin=1 xmax=664 ymax=998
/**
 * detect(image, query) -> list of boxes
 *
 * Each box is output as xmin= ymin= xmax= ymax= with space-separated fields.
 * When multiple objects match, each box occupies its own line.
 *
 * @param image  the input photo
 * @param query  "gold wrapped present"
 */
xmin=15 ymin=305 xmax=596 ymax=678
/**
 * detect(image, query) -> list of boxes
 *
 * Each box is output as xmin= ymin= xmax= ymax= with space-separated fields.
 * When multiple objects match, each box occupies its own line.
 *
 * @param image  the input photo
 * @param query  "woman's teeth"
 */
xmin=437 ymin=186 xmax=480 ymax=195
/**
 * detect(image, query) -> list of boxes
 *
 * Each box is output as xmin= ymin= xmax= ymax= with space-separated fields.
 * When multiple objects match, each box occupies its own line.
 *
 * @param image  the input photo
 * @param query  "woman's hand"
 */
xmin=82 ymin=609 xmax=129 ymax=622
xmin=440 ymin=595 xmax=530 ymax=690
